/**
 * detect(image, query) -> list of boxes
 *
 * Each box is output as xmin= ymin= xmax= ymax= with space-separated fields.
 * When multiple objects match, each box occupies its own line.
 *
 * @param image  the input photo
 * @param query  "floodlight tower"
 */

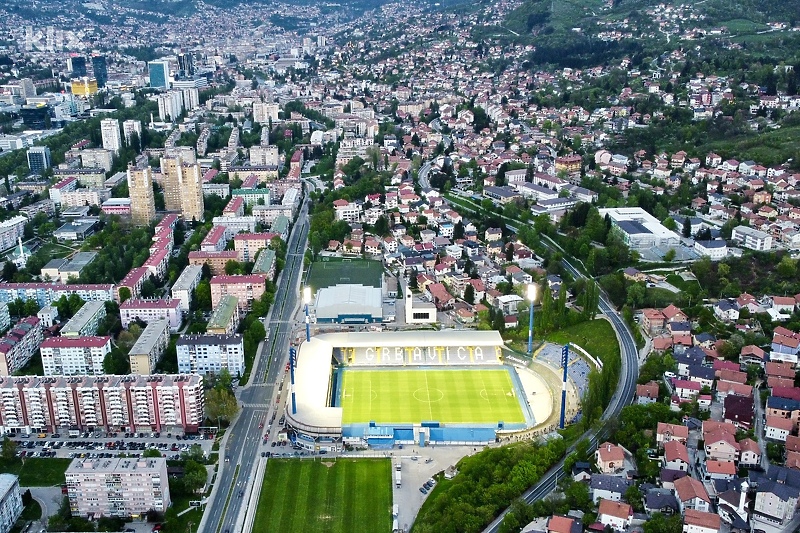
xmin=526 ymin=283 xmax=537 ymax=355
xmin=303 ymin=287 xmax=311 ymax=342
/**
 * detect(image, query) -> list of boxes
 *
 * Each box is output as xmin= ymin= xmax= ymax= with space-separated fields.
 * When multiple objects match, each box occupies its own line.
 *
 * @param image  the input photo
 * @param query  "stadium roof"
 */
xmin=315 ymin=285 xmax=382 ymax=321
xmin=289 ymin=337 xmax=344 ymax=432
xmin=313 ymin=330 xmax=504 ymax=348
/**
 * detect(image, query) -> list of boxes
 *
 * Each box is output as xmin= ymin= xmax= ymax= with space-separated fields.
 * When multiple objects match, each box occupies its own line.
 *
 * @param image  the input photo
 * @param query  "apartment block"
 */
xmin=128 ymin=319 xmax=170 ymax=375
xmin=188 ymin=250 xmax=238 ymax=276
xmin=210 ymin=275 xmax=267 ymax=312
xmin=0 ymin=284 xmax=114 ymax=311
xmin=60 ymin=301 xmax=106 ymax=337
xmin=117 ymin=267 xmax=149 ymax=302
xmin=231 ymin=188 xmax=270 ymax=206
xmin=0 ymin=317 xmax=43 ymax=376
xmin=171 ymin=265 xmax=202 ymax=314
xmin=60 ymin=188 xmax=111 ymax=208
xmin=211 ymin=216 xmax=257 ymax=239
xmin=0 ymin=216 xmax=27 ymax=251
xmin=40 ymin=336 xmax=112 ymax=376
xmin=251 ymin=248 xmax=276 ymax=279
xmin=179 ymin=162 xmax=204 ymax=222
xmin=176 ymin=334 xmax=244 ymax=376
xmin=0 ymin=474 xmax=22 ymax=533
xmin=206 ymin=295 xmax=239 ymax=335
xmin=233 ymin=232 xmax=279 ymax=262
xmin=100 ymin=118 xmax=121 ymax=154
xmin=732 ymin=225 xmax=773 ymax=251
xmin=65 ymin=457 xmax=170 ymax=517
xmin=122 ymin=120 xmax=142 ymax=146
xmin=120 ymin=299 xmax=182 ymax=332
xmin=49 ymin=176 xmax=78 ymax=205
xmin=127 ymin=165 xmax=156 ymax=226
xmin=79 ymin=149 xmax=113 ymax=172
xmin=0 ymin=373 xmax=204 ymax=434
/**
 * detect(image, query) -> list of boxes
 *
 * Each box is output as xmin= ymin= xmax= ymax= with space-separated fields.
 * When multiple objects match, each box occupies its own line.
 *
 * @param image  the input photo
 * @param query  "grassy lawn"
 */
xmin=544 ymin=319 xmax=620 ymax=365
xmin=306 ymin=258 xmax=384 ymax=291
xmin=721 ymin=18 xmax=769 ymax=33
xmin=339 ymin=368 xmax=524 ymax=425
xmin=643 ymin=287 xmax=680 ymax=308
xmin=20 ymin=500 xmax=42 ymax=521
xmin=665 ymin=273 xmax=699 ymax=292
xmin=0 ymin=458 xmax=72 ymax=486
xmin=36 ymin=241 xmax=76 ymax=260
xmin=254 ymin=459 xmax=392 ymax=533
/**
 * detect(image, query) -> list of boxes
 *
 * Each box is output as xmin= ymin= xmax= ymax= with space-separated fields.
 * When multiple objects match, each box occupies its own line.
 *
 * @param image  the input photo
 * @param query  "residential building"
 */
xmin=122 ymin=120 xmax=142 ymax=146
xmin=211 ymin=216 xmax=257 ymax=238
xmin=0 ymin=303 xmax=10 ymax=333
xmin=595 ymin=442 xmax=625 ymax=474
xmin=0 ymin=474 xmax=22 ymax=533
xmin=0 ymin=284 xmax=114 ymax=308
xmin=599 ymin=207 xmax=680 ymax=249
xmin=79 ymin=149 xmax=113 ymax=173
xmin=176 ymin=334 xmax=245 ymax=376
xmin=753 ymin=466 xmax=800 ymax=527
xmin=0 ymin=317 xmax=43 ymax=376
xmin=40 ymin=336 xmax=111 ymax=376
xmin=188 ymin=250 xmax=239 ymax=276
xmin=231 ymin=188 xmax=270 ymax=206
xmin=60 ymin=188 xmax=111 ymax=208
xmin=0 ymin=216 xmax=27 ymax=251
xmin=674 ymin=475 xmax=711 ymax=513
xmin=597 ymin=499 xmax=632 ymax=532
xmin=160 ymin=156 xmax=184 ymax=213
xmin=663 ymin=440 xmax=690 ymax=471
xmin=590 ymin=474 xmax=631 ymax=503
xmin=656 ymin=422 xmax=689 ymax=448
xmin=206 ymin=295 xmax=240 ymax=335
xmin=682 ymin=509 xmax=721 ymax=533
xmin=26 ymin=146 xmax=51 ymax=174
xmin=732 ymin=225 xmax=772 ymax=251
xmin=60 ymin=301 xmax=106 ymax=337
xmin=210 ymin=275 xmax=267 ymax=312
xmin=128 ymin=319 xmax=170 ymax=375
xmin=119 ymin=299 xmax=182 ymax=332
xmin=233 ymin=233 xmax=279 ymax=262
xmin=117 ymin=267 xmax=149 ymax=302
xmin=65 ymin=457 xmax=170 ymax=517
xmin=251 ymin=249 xmax=276 ymax=279
xmin=100 ymin=118 xmax=121 ymax=154
xmin=0 ymin=373 xmax=204 ymax=434
xmin=127 ymin=165 xmax=157 ymax=226
xmin=171 ymin=265 xmax=202 ymax=314
xmin=693 ymin=240 xmax=727 ymax=260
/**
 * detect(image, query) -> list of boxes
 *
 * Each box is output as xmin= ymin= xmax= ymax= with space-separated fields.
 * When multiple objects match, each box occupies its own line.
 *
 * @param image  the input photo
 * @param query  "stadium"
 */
xmin=284 ymin=331 xmax=554 ymax=451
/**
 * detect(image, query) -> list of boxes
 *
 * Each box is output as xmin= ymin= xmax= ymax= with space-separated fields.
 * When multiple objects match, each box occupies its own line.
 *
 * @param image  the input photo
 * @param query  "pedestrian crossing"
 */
xmin=243 ymin=403 xmax=270 ymax=408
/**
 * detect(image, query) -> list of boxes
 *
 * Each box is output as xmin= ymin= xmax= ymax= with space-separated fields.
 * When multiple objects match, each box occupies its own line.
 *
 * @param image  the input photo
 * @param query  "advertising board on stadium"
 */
xmin=349 ymin=345 xmax=502 ymax=365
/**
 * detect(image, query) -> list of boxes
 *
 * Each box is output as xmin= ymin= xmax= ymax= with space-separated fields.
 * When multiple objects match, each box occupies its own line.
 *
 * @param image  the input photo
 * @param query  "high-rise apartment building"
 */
xmin=40 ymin=336 xmax=112 ymax=376
xmin=90 ymin=55 xmax=107 ymax=88
xmin=26 ymin=146 xmax=51 ymax=174
xmin=67 ymin=56 xmax=86 ymax=78
xmin=252 ymin=102 xmax=280 ymax=124
xmin=148 ymin=60 xmax=170 ymax=89
xmin=122 ymin=120 xmax=142 ymax=147
xmin=160 ymin=156 xmax=183 ymax=212
xmin=100 ymin=118 xmax=121 ymax=154
xmin=179 ymin=162 xmax=204 ymax=222
xmin=66 ymin=457 xmax=170 ymax=517
xmin=127 ymin=164 xmax=156 ymax=226
xmin=0 ymin=373 xmax=204 ymax=434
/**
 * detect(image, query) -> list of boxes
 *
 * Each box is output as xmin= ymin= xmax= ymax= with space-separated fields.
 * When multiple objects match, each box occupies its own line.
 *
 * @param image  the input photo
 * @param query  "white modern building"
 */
xmin=119 ymin=299 xmax=183 ymax=332
xmin=599 ymin=207 xmax=680 ymax=250
xmin=176 ymin=334 xmax=245 ymax=376
xmin=731 ymin=225 xmax=772 ymax=251
xmin=65 ymin=457 xmax=170 ymax=518
xmin=40 ymin=336 xmax=112 ymax=376
xmin=0 ymin=474 xmax=22 ymax=533
xmin=693 ymin=240 xmax=728 ymax=261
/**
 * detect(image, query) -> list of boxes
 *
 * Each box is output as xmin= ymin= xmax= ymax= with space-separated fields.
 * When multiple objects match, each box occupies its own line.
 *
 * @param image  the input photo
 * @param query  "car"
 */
xmin=261 ymin=451 xmax=267 ymax=457
xmin=271 ymin=442 xmax=276 ymax=447
xmin=428 ymin=477 xmax=437 ymax=486
xmin=419 ymin=487 xmax=427 ymax=494
xmin=238 ymin=490 xmax=244 ymax=497
xmin=152 ymin=525 xmax=162 ymax=532
xmin=258 ymin=422 xmax=264 ymax=428
xmin=225 ymin=457 xmax=230 ymax=462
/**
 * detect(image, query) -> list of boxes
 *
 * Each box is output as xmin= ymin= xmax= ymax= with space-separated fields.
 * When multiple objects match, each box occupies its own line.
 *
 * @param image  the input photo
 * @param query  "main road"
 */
xmin=201 ymin=190 xmax=310 ymax=533
xmin=482 ymin=246 xmax=639 ymax=532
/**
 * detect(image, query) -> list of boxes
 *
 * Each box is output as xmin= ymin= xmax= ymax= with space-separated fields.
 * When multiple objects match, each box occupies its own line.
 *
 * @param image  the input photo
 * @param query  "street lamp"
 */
xmin=303 ymin=287 xmax=311 ymax=342
xmin=527 ymin=283 xmax=537 ymax=355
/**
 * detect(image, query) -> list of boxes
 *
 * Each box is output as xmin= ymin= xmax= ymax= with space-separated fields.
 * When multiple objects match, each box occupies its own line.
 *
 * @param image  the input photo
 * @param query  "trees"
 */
xmin=1 ymin=436 xmax=15 ymax=460
xmin=464 ymin=284 xmax=475 ymax=305
xmin=103 ymin=348 xmax=130 ymax=375
xmin=118 ymin=287 xmax=132 ymax=303
xmin=205 ymin=387 xmax=239 ymax=423
xmin=195 ymin=281 xmax=212 ymax=311
xmin=182 ymin=459 xmax=208 ymax=494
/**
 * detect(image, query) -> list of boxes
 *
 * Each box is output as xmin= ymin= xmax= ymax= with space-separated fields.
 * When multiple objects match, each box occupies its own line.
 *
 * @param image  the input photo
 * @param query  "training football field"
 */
xmin=339 ymin=368 xmax=525 ymax=425
xmin=254 ymin=459 xmax=392 ymax=533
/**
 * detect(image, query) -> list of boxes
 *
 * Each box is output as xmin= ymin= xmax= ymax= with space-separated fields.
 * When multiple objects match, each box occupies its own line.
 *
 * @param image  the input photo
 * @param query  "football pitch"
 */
xmin=339 ymin=368 xmax=526 ymax=425
xmin=253 ymin=459 xmax=392 ymax=533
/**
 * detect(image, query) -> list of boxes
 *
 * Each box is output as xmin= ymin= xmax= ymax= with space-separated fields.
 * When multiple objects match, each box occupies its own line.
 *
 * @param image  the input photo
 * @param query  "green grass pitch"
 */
xmin=339 ymin=368 xmax=525 ymax=425
xmin=253 ymin=459 xmax=392 ymax=533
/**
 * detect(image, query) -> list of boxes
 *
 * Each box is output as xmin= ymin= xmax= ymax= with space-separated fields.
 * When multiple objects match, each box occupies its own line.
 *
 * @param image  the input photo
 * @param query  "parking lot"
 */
xmin=8 ymin=431 xmax=216 ymax=460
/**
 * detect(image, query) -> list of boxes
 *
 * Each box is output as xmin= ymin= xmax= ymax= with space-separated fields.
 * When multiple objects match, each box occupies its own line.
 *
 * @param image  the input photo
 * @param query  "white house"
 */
xmin=598 ymin=499 xmax=632 ymax=532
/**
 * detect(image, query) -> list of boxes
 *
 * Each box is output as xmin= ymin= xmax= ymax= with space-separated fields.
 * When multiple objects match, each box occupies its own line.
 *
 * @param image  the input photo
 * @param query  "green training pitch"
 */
xmin=339 ymin=368 xmax=525 ymax=425
xmin=253 ymin=459 xmax=392 ymax=533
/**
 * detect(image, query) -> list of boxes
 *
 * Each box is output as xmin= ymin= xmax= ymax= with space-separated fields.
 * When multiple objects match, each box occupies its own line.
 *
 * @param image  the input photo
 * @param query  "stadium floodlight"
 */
xmin=527 ymin=283 xmax=537 ymax=355
xmin=303 ymin=287 xmax=312 ymax=342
